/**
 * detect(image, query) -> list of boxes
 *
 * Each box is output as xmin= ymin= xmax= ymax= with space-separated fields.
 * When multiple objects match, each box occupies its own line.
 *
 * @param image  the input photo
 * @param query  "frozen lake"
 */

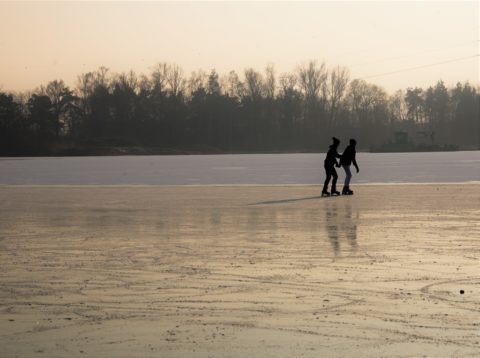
xmin=0 ymin=151 xmax=478 ymax=185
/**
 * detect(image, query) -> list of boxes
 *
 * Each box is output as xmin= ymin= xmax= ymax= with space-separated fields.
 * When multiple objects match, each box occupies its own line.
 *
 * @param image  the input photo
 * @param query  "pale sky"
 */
xmin=0 ymin=1 xmax=479 ymax=93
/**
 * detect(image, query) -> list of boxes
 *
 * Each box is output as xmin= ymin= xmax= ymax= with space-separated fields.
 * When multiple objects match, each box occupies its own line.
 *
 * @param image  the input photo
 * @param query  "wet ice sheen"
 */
xmin=0 ymin=185 xmax=479 ymax=357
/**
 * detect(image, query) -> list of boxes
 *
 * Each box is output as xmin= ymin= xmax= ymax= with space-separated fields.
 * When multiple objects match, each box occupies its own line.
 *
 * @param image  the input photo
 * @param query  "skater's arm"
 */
xmin=335 ymin=151 xmax=342 ymax=167
xmin=353 ymin=157 xmax=359 ymax=173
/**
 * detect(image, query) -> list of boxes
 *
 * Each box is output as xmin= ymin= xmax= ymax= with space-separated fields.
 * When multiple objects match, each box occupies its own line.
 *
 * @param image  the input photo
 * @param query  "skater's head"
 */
xmin=332 ymin=137 xmax=340 ymax=146
xmin=349 ymin=138 xmax=357 ymax=147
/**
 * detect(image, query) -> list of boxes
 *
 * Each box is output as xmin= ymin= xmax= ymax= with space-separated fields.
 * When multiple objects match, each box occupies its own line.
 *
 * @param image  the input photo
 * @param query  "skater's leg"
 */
xmin=342 ymin=165 xmax=351 ymax=193
xmin=331 ymin=168 xmax=339 ymax=195
xmin=322 ymin=167 xmax=332 ymax=194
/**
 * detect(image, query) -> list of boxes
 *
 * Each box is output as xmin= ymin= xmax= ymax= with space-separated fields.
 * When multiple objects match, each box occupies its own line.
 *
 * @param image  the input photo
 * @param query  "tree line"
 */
xmin=0 ymin=61 xmax=478 ymax=155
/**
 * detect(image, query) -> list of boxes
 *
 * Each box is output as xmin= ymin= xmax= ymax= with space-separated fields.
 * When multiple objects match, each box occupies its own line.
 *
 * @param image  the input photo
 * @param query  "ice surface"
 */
xmin=0 ymin=151 xmax=479 ymax=185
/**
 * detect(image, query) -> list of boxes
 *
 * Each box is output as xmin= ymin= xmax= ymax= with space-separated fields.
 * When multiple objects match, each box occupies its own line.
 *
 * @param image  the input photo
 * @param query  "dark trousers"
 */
xmin=342 ymin=165 xmax=352 ymax=187
xmin=323 ymin=166 xmax=338 ymax=192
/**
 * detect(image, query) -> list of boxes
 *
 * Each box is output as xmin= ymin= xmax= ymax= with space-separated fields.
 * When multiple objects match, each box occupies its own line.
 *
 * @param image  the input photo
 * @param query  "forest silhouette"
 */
xmin=0 ymin=61 xmax=478 ymax=155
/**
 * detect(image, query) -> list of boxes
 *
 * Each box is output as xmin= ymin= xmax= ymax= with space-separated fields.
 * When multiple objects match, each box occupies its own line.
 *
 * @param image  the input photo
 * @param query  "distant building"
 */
xmin=414 ymin=131 xmax=434 ymax=146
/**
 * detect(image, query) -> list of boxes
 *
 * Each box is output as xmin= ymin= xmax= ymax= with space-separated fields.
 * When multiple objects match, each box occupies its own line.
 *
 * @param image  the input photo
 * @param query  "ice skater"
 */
xmin=322 ymin=137 xmax=342 ymax=197
xmin=340 ymin=138 xmax=359 ymax=195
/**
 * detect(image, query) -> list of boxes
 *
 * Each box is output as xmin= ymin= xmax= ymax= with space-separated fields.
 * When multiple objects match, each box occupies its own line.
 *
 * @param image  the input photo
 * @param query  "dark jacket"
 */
xmin=324 ymin=145 xmax=341 ymax=168
xmin=340 ymin=145 xmax=356 ymax=166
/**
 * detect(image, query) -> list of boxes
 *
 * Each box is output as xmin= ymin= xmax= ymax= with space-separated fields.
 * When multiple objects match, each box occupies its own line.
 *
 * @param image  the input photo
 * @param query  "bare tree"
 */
xmin=11 ymin=91 xmax=33 ymax=118
xmin=166 ymin=64 xmax=186 ymax=97
xmin=76 ymin=72 xmax=94 ymax=101
xmin=207 ymin=69 xmax=221 ymax=96
xmin=348 ymin=79 xmax=370 ymax=116
xmin=405 ymin=87 xmax=425 ymax=124
xmin=138 ymin=74 xmax=152 ymax=94
xmin=297 ymin=60 xmax=327 ymax=102
xmin=279 ymin=73 xmax=297 ymax=96
xmin=187 ymin=69 xmax=207 ymax=96
xmin=150 ymin=62 xmax=169 ymax=93
xmin=44 ymin=80 xmax=65 ymax=107
xmin=94 ymin=66 xmax=110 ymax=88
xmin=264 ymin=63 xmax=276 ymax=99
xmin=327 ymin=66 xmax=349 ymax=126
xmin=226 ymin=70 xmax=244 ymax=99
xmin=296 ymin=60 xmax=328 ymax=126
xmin=43 ymin=80 xmax=76 ymax=137
xmin=388 ymin=89 xmax=408 ymax=123
xmin=75 ymin=67 xmax=110 ymax=100
xmin=244 ymin=68 xmax=263 ymax=100
xmin=218 ymin=73 xmax=230 ymax=96
xmin=348 ymin=79 xmax=388 ymax=121
xmin=112 ymin=70 xmax=139 ymax=93
xmin=74 ymin=67 xmax=111 ymax=135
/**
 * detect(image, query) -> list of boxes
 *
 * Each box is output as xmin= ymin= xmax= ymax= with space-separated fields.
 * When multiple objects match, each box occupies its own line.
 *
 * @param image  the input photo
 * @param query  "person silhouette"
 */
xmin=340 ymin=138 xmax=359 ymax=195
xmin=322 ymin=137 xmax=342 ymax=196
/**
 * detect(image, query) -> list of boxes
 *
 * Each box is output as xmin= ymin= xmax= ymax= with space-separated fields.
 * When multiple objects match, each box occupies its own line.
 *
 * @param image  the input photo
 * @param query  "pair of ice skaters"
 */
xmin=322 ymin=137 xmax=360 ymax=197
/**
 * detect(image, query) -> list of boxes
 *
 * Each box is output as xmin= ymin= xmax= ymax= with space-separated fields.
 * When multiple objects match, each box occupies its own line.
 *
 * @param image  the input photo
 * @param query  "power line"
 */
xmin=349 ymin=40 xmax=480 ymax=69
xmin=282 ymin=40 xmax=479 ymax=72
xmin=358 ymin=54 xmax=479 ymax=80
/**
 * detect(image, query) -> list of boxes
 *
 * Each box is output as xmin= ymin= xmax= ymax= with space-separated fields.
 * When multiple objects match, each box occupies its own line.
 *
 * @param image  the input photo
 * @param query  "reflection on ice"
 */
xmin=326 ymin=202 xmax=358 ymax=256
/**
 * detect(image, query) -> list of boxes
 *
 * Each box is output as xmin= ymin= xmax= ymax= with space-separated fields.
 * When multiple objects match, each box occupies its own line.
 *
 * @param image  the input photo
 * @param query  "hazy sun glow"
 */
xmin=0 ymin=1 xmax=478 ymax=93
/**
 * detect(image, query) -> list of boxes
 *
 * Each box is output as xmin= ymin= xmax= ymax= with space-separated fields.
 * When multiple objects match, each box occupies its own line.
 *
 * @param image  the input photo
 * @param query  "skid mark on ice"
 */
xmin=420 ymin=278 xmax=480 ymax=312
